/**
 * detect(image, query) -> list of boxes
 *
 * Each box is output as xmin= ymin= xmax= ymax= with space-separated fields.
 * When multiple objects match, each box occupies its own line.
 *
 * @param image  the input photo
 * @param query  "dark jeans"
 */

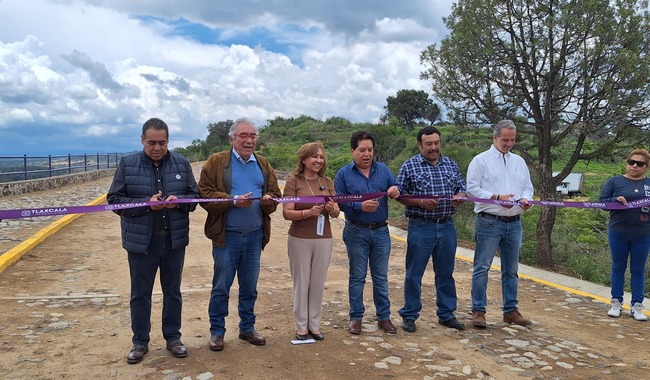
xmin=342 ymin=223 xmax=392 ymax=320
xmin=608 ymin=228 xmax=650 ymax=304
xmin=399 ymin=218 xmax=458 ymax=321
xmin=128 ymin=235 xmax=185 ymax=346
xmin=209 ymin=228 xmax=263 ymax=337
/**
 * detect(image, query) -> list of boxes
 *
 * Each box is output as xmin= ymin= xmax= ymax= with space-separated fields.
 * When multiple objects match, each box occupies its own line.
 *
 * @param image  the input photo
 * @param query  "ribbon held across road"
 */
xmin=399 ymin=194 xmax=650 ymax=210
xmin=0 ymin=193 xmax=385 ymax=220
xmin=1 ymin=193 xmax=649 ymax=220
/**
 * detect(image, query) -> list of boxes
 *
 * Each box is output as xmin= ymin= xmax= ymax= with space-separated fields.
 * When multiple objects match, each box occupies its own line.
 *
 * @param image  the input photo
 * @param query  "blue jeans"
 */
xmin=209 ymin=228 xmax=263 ymax=337
xmin=471 ymin=216 xmax=523 ymax=314
xmin=399 ymin=218 xmax=458 ymax=322
xmin=128 ymin=235 xmax=185 ymax=345
xmin=342 ymin=223 xmax=391 ymax=320
xmin=608 ymin=228 xmax=650 ymax=304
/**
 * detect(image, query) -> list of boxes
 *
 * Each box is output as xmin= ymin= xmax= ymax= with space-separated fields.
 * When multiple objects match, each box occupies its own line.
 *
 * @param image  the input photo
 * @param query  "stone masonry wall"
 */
xmin=0 ymin=169 xmax=115 ymax=197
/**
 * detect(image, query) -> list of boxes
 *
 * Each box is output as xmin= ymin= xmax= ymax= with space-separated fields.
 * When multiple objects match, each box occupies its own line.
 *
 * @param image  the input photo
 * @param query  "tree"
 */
xmin=424 ymin=103 xmax=442 ymax=126
xmin=420 ymin=0 xmax=650 ymax=267
xmin=205 ymin=120 xmax=233 ymax=154
xmin=384 ymin=89 xmax=440 ymax=131
xmin=173 ymin=138 xmax=209 ymax=161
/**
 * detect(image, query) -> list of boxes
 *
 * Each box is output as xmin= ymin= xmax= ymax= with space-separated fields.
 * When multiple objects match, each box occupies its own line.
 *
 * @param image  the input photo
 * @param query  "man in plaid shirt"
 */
xmin=395 ymin=126 xmax=467 ymax=332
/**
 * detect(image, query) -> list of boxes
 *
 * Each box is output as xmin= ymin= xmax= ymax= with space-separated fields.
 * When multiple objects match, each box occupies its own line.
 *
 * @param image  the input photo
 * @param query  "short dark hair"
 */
xmin=417 ymin=126 xmax=441 ymax=142
xmin=142 ymin=118 xmax=169 ymax=138
xmin=350 ymin=131 xmax=375 ymax=149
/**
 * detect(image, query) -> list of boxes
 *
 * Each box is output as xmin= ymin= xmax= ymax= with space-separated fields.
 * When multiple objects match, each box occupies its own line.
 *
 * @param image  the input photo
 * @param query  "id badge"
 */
xmin=316 ymin=214 xmax=325 ymax=236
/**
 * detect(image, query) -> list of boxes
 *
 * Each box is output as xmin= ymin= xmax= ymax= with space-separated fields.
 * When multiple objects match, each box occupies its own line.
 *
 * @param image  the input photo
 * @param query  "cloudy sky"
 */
xmin=0 ymin=0 xmax=452 ymax=155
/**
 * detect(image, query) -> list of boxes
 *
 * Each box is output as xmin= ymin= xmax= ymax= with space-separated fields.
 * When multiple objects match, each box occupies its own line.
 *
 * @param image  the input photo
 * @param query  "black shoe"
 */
xmin=127 ymin=344 xmax=148 ymax=364
xmin=166 ymin=339 xmax=187 ymax=358
xmin=295 ymin=332 xmax=309 ymax=340
xmin=402 ymin=319 xmax=416 ymax=333
xmin=439 ymin=317 xmax=465 ymax=331
xmin=308 ymin=330 xmax=325 ymax=340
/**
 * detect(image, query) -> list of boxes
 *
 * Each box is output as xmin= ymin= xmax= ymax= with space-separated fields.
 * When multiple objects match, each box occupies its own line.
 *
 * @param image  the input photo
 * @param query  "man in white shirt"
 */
xmin=466 ymin=120 xmax=534 ymax=328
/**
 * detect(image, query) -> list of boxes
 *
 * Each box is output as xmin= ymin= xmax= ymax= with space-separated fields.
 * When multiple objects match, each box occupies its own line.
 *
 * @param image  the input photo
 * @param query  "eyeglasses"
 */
xmin=235 ymin=133 xmax=258 ymax=140
xmin=627 ymin=159 xmax=647 ymax=167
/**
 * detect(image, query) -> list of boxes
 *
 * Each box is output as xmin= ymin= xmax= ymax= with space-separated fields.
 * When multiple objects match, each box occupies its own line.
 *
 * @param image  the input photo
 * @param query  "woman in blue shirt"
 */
xmin=600 ymin=148 xmax=650 ymax=321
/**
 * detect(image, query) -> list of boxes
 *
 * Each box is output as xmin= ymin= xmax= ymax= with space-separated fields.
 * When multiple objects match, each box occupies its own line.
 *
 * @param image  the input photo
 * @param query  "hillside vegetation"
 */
xmin=175 ymin=115 xmax=647 ymax=298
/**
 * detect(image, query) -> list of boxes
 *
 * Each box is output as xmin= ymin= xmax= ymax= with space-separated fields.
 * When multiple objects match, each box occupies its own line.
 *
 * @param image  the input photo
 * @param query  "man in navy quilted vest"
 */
xmin=107 ymin=117 xmax=200 ymax=364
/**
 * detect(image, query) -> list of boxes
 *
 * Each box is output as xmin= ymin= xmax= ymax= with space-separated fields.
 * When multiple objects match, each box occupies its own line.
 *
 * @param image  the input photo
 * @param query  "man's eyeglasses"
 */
xmin=627 ymin=159 xmax=647 ymax=167
xmin=235 ymin=133 xmax=258 ymax=140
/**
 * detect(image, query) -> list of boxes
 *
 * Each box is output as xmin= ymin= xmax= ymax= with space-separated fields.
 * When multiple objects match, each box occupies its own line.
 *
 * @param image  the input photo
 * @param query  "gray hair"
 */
xmin=228 ymin=117 xmax=258 ymax=138
xmin=494 ymin=119 xmax=516 ymax=137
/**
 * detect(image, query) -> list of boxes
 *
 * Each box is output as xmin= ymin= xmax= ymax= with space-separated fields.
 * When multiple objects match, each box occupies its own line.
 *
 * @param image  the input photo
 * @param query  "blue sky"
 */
xmin=0 ymin=0 xmax=452 ymax=155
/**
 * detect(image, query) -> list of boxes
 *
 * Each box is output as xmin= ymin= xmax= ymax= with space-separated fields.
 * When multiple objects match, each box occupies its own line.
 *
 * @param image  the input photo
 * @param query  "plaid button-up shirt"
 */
xmin=396 ymin=154 xmax=466 ymax=220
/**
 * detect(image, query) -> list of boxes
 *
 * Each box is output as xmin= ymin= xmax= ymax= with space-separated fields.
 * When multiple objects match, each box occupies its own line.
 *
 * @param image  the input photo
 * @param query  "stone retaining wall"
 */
xmin=0 ymin=169 xmax=116 ymax=197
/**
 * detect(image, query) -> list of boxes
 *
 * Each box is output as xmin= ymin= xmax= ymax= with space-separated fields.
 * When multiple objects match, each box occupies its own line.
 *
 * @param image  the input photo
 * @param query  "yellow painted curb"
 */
xmin=0 ymin=194 xmax=107 ymax=274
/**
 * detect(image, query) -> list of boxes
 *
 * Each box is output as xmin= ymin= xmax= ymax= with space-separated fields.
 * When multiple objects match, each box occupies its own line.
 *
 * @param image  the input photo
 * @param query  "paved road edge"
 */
xmin=0 ymin=194 xmax=107 ymax=274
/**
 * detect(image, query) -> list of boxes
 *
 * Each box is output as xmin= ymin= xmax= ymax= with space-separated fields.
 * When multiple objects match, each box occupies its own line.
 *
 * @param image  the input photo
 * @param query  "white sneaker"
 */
xmin=607 ymin=298 xmax=622 ymax=318
xmin=631 ymin=302 xmax=648 ymax=321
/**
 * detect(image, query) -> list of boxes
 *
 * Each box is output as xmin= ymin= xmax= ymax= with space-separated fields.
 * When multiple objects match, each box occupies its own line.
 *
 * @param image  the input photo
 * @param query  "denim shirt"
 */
xmin=334 ymin=161 xmax=397 ymax=224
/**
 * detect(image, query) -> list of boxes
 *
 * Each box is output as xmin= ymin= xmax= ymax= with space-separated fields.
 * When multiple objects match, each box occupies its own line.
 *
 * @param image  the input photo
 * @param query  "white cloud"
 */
xmin=0 ymin=0 xmax=451 ymax=155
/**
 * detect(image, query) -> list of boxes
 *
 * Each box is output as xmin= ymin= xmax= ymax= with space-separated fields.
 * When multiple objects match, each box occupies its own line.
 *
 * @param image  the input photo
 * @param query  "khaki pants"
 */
xmin=287 ymin=235 xmax=333 ymax=332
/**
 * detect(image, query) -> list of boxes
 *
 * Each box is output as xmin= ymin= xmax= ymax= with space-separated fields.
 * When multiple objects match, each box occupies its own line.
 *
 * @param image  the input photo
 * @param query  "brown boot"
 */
xmin=348 ymin=319 xmax=362 ymax=334
xmin=472 ymin=311 xmax=486 ymax=328
xmin=503 ymin=310 xmax=532 ymax=326
xmin=377 ymin=319 xmax=397 ymax=334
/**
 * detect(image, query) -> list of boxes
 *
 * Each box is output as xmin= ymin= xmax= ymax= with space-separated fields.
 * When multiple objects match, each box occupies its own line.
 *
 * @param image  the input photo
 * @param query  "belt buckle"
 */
xmin=369 ymin=222 xmax=386 ymax=230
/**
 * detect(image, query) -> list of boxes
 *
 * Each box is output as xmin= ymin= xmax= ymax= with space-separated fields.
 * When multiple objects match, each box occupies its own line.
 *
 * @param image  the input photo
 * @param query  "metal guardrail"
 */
xmin=0 ymin=154 xmax=124 ymax=183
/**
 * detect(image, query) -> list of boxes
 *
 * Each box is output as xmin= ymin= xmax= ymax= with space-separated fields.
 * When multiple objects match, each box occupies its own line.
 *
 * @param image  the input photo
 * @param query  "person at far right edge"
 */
xmin=599 ymin=148 xmax=650 ymax=321
xmin=466 ymin=119 xmax=534 ymax=328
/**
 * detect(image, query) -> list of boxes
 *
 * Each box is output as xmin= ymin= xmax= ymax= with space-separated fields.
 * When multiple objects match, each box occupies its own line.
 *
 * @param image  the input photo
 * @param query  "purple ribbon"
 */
xmin=1 ymin=192 xmax=648 ymax=220
xmin=400 ymin=194 xmax=650 ymax=210
xmin=0 ymin=192 xmax=386 ymax=220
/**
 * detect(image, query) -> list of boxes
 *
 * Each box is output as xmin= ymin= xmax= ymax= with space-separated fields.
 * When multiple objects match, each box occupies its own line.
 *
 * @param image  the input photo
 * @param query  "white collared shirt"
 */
xmin=466 ymin=145 xmax=534 ymax=216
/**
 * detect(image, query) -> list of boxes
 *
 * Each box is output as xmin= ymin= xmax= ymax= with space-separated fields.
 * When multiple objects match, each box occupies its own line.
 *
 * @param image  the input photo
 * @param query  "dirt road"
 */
xmin=0 ymin=181 xmax=649 ymax=379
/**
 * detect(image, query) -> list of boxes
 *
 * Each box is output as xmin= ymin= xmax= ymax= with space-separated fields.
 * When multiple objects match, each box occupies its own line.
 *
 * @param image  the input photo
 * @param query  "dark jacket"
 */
xmin=198 ymin=148 xmax=281 ymax=249
xmin=107 ymin=151 xmax=199 ymax=253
